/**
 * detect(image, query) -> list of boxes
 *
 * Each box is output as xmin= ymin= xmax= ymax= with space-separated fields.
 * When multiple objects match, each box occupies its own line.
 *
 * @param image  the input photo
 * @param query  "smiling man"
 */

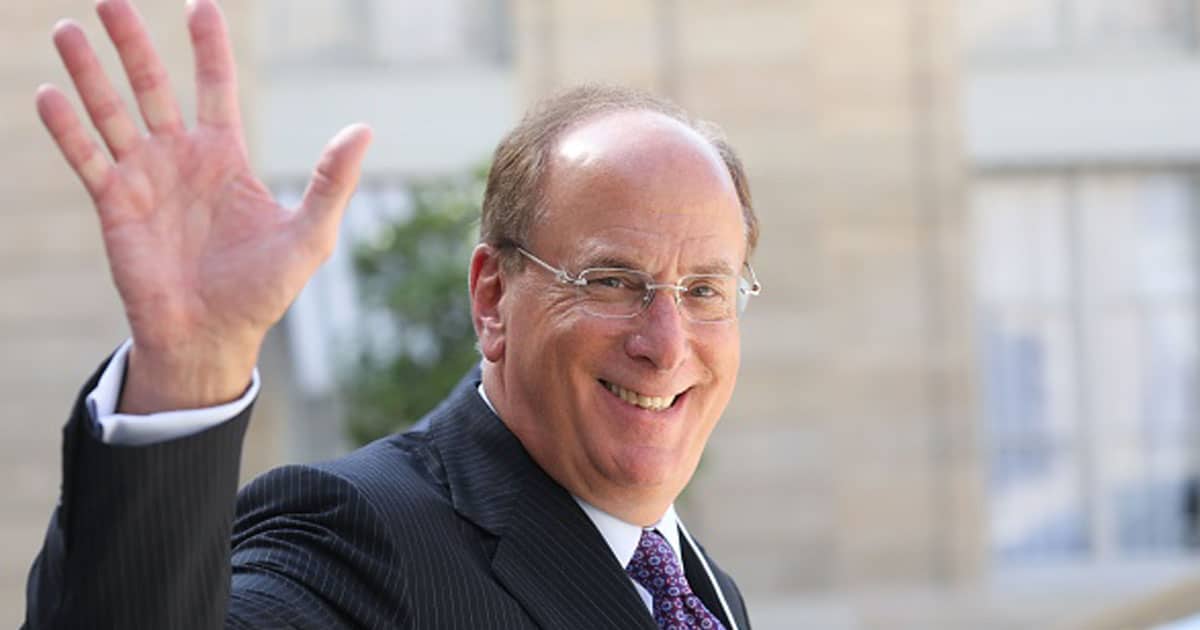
xmin=23 ymin=1 xmax=759 ymax=629
xmin=478 ymin=107 xmax=756 ymax=529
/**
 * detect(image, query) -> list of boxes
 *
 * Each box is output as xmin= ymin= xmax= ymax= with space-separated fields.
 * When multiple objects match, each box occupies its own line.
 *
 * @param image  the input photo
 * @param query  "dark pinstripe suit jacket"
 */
xmin=25 ymin=362 xmax=751 ymax=629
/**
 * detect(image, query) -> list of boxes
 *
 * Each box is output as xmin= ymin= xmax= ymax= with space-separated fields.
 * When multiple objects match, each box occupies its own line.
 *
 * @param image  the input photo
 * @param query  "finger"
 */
xmin=96 ymin=0 xmax=183 ymax=134
xmin=52 ymin=19 xmax=141 ymax=158
xmin=295 ymin=124 xmax=373 ymax=250
xmin=187 ymin=0 xmax=240 ymax=128
xmin=36 ymin=84 xmax=115 ymax=199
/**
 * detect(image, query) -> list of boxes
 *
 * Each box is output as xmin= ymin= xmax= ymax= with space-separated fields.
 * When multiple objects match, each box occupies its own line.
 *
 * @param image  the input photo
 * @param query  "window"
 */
xmin=964 ymin=0 xmax=1195 ymax=57
xmin=974 ymin=172 xmax=1200 ymax=562
xmin=262 ymin=0 xmax=510 ymax=67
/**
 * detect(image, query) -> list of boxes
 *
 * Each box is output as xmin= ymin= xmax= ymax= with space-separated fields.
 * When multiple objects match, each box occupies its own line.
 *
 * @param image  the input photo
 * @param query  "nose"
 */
xmin=624 ymin=287 xmax=689 ymax=371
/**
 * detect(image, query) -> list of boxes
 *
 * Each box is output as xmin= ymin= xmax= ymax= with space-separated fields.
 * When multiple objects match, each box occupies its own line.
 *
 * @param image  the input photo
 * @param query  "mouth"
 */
xmin=599 ymin=379 xmax=687 ymax=412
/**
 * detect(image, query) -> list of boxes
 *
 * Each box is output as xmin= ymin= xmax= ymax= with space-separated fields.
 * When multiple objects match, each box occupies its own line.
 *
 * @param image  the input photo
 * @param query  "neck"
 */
xmin=573 ymin=485 xmax=674 ymax=527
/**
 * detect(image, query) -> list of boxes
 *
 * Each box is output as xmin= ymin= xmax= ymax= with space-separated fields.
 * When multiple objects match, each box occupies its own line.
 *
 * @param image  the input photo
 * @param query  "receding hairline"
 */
xmin=551 ymin=108 xmax=733 ymax=172
xmin=480 ymin=84 xmax=759 ymax=267
xmin=540 ymin=108 xmax=741 ymax=205
xmin=540 ymin=109 xmax=751 ymax=259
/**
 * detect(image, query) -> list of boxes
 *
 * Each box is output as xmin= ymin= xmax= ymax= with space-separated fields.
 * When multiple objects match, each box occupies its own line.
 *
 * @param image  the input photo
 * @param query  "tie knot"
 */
xmin=626 ymin=529 xmax=689 ymax=600
xmin=626 ymin=529 xmax=727 ymax=630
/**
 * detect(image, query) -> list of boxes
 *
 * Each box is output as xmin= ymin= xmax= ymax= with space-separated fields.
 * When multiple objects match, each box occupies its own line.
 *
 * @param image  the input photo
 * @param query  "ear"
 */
xmin=469 ymin=243 xmax=506 ymax=362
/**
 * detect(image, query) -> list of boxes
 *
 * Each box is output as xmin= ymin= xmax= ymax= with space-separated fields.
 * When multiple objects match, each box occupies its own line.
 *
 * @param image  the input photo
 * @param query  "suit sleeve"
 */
xmin=24 ymin=357 xmax=253 ymax=630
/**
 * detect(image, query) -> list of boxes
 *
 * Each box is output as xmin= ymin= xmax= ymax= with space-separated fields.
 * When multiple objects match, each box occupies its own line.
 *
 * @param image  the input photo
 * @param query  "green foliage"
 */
xmin=342 ymin=169 xmax=486 ymax=446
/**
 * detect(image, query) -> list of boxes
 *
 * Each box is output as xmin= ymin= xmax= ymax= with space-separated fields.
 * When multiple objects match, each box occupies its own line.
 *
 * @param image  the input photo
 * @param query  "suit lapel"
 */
xmin=426 ymin=372 xmax=656 ymax=630
xmin=680 ymin=528 xmax=735 ymax=629
xmin=490 ymin=470 xmax=658 ymax=630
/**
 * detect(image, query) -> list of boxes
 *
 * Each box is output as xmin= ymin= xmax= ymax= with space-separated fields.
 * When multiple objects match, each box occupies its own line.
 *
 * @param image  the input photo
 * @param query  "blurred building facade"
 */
xmin=964 ymin=0 xmax=1200 ymax=627
xmin=967 ymin=0 xmax=1200 ymax=564
xmin=4 ymin=1 xmax=1200 ymax=630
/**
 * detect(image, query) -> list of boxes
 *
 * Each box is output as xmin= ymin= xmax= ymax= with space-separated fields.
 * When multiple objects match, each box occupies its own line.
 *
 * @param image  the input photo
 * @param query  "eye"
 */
xmin=686 ymin=280 xmax=725 ymax=299
xmin=592 ymin=275 xmax=627 ymax=289
xmin=584 ymin=271 xmax=644 ymax=291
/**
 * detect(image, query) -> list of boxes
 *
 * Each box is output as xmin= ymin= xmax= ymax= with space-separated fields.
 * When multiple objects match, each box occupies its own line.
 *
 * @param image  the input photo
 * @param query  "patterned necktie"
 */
xmin=625 ymin=529 xmax=728 ymax=630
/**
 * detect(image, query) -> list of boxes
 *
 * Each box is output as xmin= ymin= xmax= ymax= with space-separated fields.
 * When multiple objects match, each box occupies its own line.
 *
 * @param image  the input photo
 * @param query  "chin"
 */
xmin=607 ymin=445 xmax=692 ymax=491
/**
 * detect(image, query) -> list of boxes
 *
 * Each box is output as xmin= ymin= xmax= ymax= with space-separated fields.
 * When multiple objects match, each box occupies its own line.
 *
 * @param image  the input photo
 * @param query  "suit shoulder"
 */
xmin=230 ymin=439 xmax=437 ymax=628
xmin=233 ymin=427 xmax=457 ymax=545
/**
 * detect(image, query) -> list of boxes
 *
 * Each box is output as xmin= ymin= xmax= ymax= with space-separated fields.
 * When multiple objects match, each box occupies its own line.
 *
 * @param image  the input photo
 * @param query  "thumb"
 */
xmin=297 ymin=123 xmax=373 ymax=235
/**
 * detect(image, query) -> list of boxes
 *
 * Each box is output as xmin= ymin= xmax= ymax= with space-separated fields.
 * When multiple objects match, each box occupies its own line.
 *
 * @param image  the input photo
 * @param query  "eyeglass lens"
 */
xmin=575 ymin=269 xmax=741 ymax=322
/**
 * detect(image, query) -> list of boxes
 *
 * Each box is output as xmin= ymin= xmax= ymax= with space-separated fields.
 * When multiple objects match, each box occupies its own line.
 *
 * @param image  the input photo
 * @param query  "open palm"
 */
xmin=37 ymin=0 xmax=371 ymax=412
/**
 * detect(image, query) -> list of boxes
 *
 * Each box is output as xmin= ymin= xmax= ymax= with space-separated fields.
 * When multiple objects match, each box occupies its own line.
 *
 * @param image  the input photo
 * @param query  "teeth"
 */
xmin=603 ymin=381 xmax=677 ymax=412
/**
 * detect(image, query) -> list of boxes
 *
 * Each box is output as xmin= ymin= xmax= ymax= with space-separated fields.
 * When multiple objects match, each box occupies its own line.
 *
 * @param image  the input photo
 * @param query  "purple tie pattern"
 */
xmin=625 ymin=529 xmax=727 ymax=630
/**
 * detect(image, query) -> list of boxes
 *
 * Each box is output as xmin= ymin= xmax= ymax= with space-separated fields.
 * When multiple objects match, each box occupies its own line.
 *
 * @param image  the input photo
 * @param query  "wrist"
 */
xmin=118 ymin=339 xmax=259 ymax=414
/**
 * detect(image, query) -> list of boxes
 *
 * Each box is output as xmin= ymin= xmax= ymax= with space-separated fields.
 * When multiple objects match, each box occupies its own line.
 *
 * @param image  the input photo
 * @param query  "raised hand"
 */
xmin=36 ymin=0 xmax=371 ymax=413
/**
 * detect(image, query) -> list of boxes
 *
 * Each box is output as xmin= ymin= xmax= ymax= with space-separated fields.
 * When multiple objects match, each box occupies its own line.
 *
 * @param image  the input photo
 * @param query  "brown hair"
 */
xmin=480 ymin=84 xmax=758 ymax=270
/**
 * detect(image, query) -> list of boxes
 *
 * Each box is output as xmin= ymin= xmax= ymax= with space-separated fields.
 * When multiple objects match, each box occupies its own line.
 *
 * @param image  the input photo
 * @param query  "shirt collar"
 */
xmin=477 ymin=382 xmax=683 ymax=568
xmin=574 ymin=498 xmax=681 ymax=569
xmin=477 ymin=378 xmax=497 ymax=415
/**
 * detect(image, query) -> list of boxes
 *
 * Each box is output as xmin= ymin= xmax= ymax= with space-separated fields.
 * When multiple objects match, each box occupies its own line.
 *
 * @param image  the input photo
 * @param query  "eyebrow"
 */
xmin=580 ymin=254 xmax=642 ymax=270
xmin=578 ymin=253 xmax=737 ymax=276
xmin=689 ymin=260 xmax=737 ymax=276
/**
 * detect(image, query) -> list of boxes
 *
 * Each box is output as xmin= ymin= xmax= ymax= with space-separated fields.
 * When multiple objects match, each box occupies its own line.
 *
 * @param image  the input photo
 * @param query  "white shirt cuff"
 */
xmin=86 ymin=339 xmax=261 ymax=446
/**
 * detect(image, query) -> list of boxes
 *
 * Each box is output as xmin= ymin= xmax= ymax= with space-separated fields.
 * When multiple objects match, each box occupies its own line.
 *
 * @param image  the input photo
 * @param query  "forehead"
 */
xmin=533 ymin=110 xmax=746 ymax=269
xmin=571 ymin=228 xmax=740 ymax=276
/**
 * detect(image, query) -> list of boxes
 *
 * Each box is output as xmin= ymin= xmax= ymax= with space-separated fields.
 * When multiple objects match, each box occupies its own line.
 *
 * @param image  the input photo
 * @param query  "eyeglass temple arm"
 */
xmin=743 ymin=263 xmax=763 ymax=295
xmin=516 ymin=246 xmax=586 ymax=286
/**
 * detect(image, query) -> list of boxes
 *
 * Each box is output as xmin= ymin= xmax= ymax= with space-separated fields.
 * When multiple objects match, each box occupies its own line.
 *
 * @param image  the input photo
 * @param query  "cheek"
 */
xmin=694 ymin=330 xmax=741 ymax=415
xmin=542 ymin=302 xmax=624 ymax=353
xmin=511 ymin=299 xmax=609 ymax=390
xmin=505 ymin=284 xmax=567 ymax=346
xmin=701 ymin=327 xmax=741 ymax=377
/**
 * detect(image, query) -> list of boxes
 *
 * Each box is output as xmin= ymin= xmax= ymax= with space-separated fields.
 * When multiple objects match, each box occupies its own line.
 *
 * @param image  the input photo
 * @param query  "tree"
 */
xmin=341 ymin=168 xmax=485 ymax=446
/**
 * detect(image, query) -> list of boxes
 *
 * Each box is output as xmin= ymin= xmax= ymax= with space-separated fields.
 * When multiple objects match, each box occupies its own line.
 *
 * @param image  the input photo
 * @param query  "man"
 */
xmin=24 ymin=0 xmax=761 ymax=628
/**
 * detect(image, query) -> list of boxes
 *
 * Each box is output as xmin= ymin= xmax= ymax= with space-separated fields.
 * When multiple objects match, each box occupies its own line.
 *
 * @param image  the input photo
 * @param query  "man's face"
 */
xmin=493 ymin=111 xmax=747 ymax=520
